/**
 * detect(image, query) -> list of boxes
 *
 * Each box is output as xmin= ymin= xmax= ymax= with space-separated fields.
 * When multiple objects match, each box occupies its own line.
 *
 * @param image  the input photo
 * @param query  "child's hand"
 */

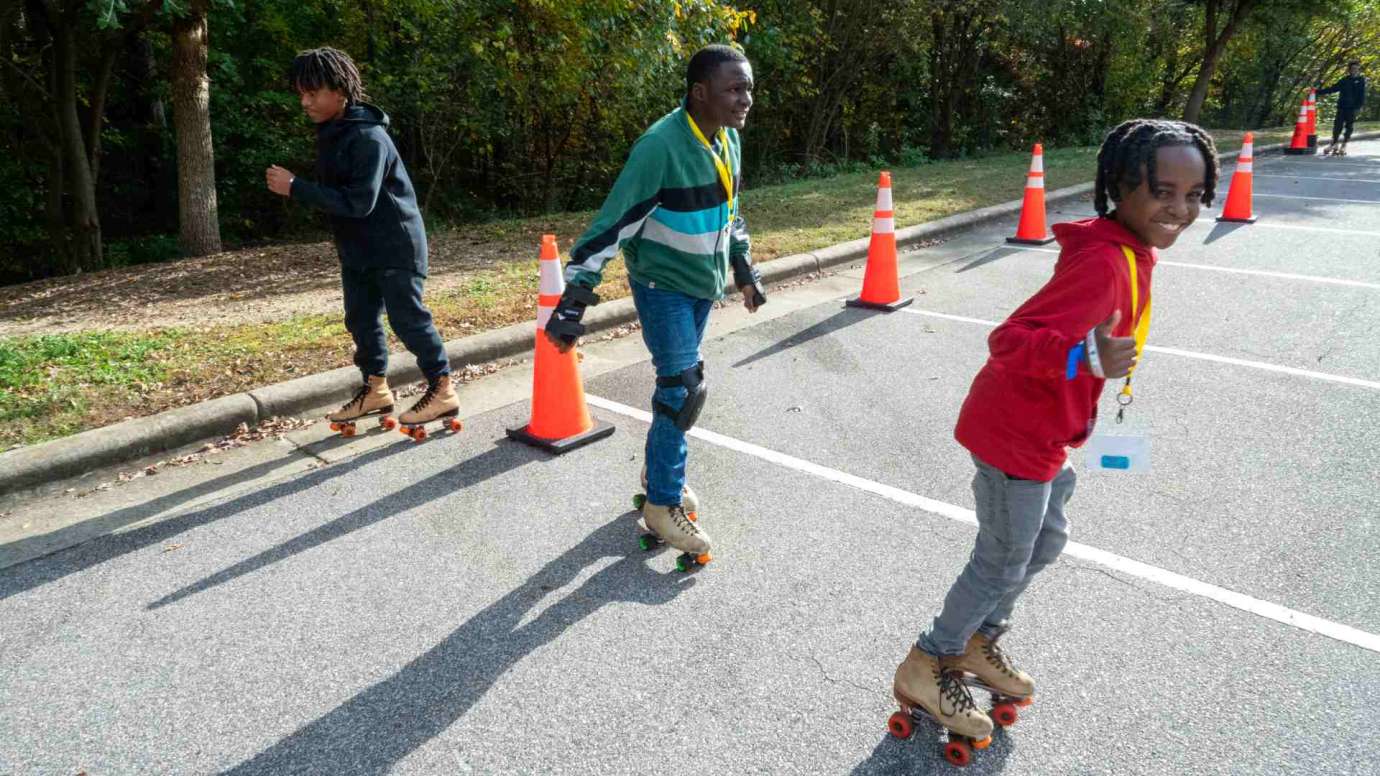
xmin=265 ymin=165 xmax=295 ymax=197
xmin=1093 ymin=309 xmax=1138 ymax=378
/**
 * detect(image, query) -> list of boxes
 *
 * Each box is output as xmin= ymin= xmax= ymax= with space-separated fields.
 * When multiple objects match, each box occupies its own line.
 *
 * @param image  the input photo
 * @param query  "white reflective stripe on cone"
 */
xmin=1025 ymin=176 xmax=1045 ymax=190
xmin=873 ymin=216 xmax=895 ymax=234
xmin=539 ymin=259 xmax=564 ymax=295
xmin=1237 ymin=162 xmax=1253 ymax=173
xmin=1030 ymin=155 xmax=1044 ymax=174
xmin=536 ymin=306 xmax=553 ymax=329
xmin=875 ymin=187 xmax=894 ymax=211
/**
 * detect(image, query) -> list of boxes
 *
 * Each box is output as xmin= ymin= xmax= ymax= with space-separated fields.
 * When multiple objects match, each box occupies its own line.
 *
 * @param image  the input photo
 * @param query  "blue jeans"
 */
xmin=630 ymin=280 xmax=713 ymax=507
xmin=918 ymin=456 xmax=1075 ymax=656
xmin=341 ymin=266 xmax=450 ymax=381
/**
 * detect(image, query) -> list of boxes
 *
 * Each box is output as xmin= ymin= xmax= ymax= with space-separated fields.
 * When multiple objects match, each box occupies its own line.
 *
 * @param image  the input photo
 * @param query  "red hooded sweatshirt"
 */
xmin=954 ymin=217 xmax=1155 ymax=481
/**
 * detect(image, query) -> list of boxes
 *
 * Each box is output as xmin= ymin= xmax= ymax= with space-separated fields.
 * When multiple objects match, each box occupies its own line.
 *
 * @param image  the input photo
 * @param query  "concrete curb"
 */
xmin=2 ymin=135 xmax=1371 ymax=496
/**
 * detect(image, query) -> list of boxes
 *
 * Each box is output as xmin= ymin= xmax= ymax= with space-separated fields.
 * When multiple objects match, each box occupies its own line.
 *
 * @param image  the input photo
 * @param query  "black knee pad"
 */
xmin=654 ymin=362 xmax=707 ymax=431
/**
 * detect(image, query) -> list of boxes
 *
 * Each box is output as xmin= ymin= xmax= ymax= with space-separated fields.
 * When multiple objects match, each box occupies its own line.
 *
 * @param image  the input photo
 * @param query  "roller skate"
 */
xmin=397 ymin=374 xmax=462 ymax=442
xmin=888 ymin=647 xmax=994 ymax=768
xmin=1323 ymin=142 xmax=1339 ymax=156
xmin=951 ymin=630 xmax=1035 ymax=728
xmin=637 ymin=502 xmax=712 ymax=572
xmin=631 ymin=466 xmax=700 ymax=519
xmin=326 ymin=375 xmax=396 ymax=436
xmin=1337 ymin=143 xmax=1349 ymax=157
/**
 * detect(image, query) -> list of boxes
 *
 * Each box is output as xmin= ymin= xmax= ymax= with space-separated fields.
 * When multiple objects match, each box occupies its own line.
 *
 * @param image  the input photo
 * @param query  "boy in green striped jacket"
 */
xmin=545 ymin=45 xmax=764 ymax=561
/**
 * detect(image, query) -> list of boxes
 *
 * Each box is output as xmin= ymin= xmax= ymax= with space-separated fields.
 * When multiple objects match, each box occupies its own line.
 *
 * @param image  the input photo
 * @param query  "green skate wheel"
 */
xmin=638 ymin=534 xmax=658 ymax=552
xmin=632 ymin=493 xmax=646 ymax=510
xmin=675 ymin=554 xmax=692 ymax=572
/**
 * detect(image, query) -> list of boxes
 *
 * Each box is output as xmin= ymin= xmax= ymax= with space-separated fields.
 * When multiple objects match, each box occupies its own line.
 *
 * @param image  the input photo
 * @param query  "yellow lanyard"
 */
xmin=1118 ymin=245 xmax=1152 ymax=418
xmin=685 ymin=112 xmax=736 ymax=222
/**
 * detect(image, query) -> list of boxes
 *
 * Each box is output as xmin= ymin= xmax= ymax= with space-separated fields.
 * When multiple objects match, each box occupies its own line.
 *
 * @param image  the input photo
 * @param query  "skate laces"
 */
xmin=936 ymin=665 xmax=979 ymax=715
xmin=411 ymin=380 xmax=439 ymax=412
xmin=344 ymin=383 xmax=370 ymax=411
xmin=983 ymin=636 xmax=1017 ymax=677
xmin=670 ymin=506 xmax=700 ymax=535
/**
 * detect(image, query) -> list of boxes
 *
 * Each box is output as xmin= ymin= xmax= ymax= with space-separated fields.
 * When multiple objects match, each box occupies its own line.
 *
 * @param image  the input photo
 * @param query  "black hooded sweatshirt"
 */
xmin=290 ymin=103 xmax=428 ymax=275
xmin=1318 ymin=75 xmax=1366 ymax=112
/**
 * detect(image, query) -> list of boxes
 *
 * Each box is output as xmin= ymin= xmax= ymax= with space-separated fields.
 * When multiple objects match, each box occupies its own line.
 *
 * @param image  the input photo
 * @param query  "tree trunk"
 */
xmin=1183 ymin=0 xmax=1258 ymax=124
xmin=51 ymin=8 xmax=102 ymax=271
xmin=170 ymin=0 xmax=222 ymax=256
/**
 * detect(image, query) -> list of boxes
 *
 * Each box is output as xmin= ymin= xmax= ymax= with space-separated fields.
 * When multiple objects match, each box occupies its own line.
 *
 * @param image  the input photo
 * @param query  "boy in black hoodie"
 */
xmin=1318 ymin=61 xmax=1367 ymax=156
xmin=266 ymin=47 xmax=458 ymax=437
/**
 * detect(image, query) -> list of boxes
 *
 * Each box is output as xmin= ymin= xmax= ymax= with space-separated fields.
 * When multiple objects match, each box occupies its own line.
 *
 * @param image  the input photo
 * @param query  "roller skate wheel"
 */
xmin=381 ymin=417 xmax=397 ymax=430
xmin=329 ymin=422 xmax=341 ymax=432
xmin=943 ymin=740 xmax=973 ymax=767
xmin=638 ymin=534 xmax=658 ymax=552
xmin=886 ymin=711 xmax=914 ymax=740
xmin=632 ymin=493 xmax=646 ymax=510
xmin=992 ymin=703 xmax=1018 ymax=727
xmin=341 ymin=425 xmax=356 ymax=437
xmin=695 ymin=552 xmax=712 ymax=566
xmin=675 ymin=554 xmax=692 ymax=573
xmin=410 ymin=427 xmax=427 ymax=442
xmin=972 ymin=735 xmax=992 ymax=750
xmin=1015 ymin=695 xmax=1034 ymax=708
xmin=687 ymin=511 xmax=698 ymax=522
xmin=448 ymin=418 xmax=463 ymax=432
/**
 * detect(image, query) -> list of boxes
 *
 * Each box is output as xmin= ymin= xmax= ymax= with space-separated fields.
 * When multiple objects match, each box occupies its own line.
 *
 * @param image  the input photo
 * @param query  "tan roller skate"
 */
xmin=631 ymin=466 xmax=700 ymax=519
xmin=637 ymin=502 xmax=712 ymax=572
xmin=888 ymin=647 xmax=994 ymax=767
xmin=1323 ymin=142 xmax=1339 ymax=156
xmin=952 ymin=630 xmax=1036 ymax=728
xmin=397 ymin=374 xmax=462 ymax=442
xmin=326 ymin=375 xmax=396 ymax=436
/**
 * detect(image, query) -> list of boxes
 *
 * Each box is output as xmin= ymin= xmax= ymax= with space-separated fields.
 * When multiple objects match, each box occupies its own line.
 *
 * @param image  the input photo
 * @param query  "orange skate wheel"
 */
xmin=329 ymin=422 xmax=341 ymax=432
xmin=398 ymin=426 xmax=410 ymax=436
xmin=1015 ymin=695 xmax=1034 ymax=707
xmin=992 ymin=703 xmax=1018 ymax=727
xmin=448 ymin=418 xmax=462 ymax=432
xmin=943 ymin=741 xmax=972 ymax=767
xmin=381 ymin=417 xmax=397 ymax=430
xmin=696 ymin=552 xmax=712 ymax=565
xmin=687 ymin=511 xmax=698 ymax=522
xmin=886 ymin=711 xmax=913 ymax=740
xmin=411 ymin=427 xmax=427 ymax=442
xmin=342 ymin=426 xmax=356 ymax=437
xmin=972 ymin=735 xmax=992 ymax=750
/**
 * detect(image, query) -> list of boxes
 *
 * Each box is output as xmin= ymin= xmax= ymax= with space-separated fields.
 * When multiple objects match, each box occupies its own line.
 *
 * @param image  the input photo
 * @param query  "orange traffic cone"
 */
xmin=1284 ymin=98 xmax=1314 ymax=155
xmin=846 ymin=171 xmax=912 ymax=311
xmin=1006 ymin=144 xmax=1056 ymax=245
xmin=505 ymin=234 xmax=615 ymax=454
xmin=1306 ymin=88 xmax=1318 ymax=149
xmin=1217 ymin=132 xmax=1257 ymax=223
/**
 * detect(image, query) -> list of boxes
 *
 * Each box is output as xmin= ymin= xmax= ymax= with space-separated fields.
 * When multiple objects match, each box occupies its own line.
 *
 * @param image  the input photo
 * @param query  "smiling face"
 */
xmin=693 ymin=60 xmax=754 ymax=131
xmin=297 ymin=85 xmax=348 ymax=124
xmin=1114 ymin=145 xmax=1208 ymax=249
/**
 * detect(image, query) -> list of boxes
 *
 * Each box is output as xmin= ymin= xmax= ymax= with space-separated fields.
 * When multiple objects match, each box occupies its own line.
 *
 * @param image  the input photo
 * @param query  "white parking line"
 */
xmin=1004 ymin=245 xmax=1380 ymax=289
xmin=1255 ymin=193 xmax=1380 ymax=204
xmin=1255 ymin=173 xmax=1380 ymax=184
xmin=897 ymin=307 xmax=1380 ymax=391
xmin=1056 ymin=212 xmax=1380 ymax=238
xmin=585 ymin=394 xmax=1380 ymax=655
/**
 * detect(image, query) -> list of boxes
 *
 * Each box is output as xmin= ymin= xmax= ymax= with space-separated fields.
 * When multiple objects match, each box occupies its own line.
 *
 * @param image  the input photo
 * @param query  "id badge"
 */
xmin=1085 ymin=431 xmax=1151 ymax=472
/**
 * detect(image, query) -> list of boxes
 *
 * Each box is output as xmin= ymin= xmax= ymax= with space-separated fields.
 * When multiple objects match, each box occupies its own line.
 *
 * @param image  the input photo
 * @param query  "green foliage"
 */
xmin=0 ymin=332 xmax=173 ymax=432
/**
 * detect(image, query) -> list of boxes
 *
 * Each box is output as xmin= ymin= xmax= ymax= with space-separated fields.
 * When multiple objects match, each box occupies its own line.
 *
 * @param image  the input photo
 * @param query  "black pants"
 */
xmin=1333 ymin=108 xmax=1357 ymax=144
xmin=341 ymin=266 xmax=449 ymax=381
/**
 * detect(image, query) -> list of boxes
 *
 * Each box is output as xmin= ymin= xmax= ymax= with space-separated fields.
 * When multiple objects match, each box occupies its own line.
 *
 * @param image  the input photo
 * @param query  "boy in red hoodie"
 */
xmin=893 ymin=120 xmax=1220 ymax=741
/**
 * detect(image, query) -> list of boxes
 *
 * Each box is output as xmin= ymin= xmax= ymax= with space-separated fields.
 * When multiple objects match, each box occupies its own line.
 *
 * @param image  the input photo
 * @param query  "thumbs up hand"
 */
xmin=1093 ymin=309 xmax=1138 ymax=379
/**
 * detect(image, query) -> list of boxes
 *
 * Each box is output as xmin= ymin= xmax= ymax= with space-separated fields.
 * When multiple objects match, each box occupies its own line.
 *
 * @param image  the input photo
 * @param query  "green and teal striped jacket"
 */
xmin=565 ymin=105 xmax=753 ymax=300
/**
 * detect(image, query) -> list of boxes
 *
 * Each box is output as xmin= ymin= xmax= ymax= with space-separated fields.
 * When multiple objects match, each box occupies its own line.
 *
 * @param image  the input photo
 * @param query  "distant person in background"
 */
xmin=1318 ymin=61 xmax=1366 ymax=156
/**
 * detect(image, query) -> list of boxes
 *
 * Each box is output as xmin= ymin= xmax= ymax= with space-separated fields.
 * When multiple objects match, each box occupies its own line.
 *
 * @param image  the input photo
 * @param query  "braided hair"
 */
xmin=1094 ymin=119 xmax=1219 ymax=217
xmin=289 ymin=47 xmax=365 ymax=105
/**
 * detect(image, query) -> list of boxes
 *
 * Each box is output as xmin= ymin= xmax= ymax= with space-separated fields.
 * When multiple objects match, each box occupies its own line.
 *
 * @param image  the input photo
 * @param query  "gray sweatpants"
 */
xmin=918 ymin=455 xmax=1076 ymax=656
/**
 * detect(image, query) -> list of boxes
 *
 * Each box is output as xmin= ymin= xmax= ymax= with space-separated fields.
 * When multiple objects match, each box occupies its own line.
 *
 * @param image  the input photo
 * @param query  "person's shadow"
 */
xmin=221 ymin=512 xmax=695 ymax=775
xmin=850 ymin=721 xmax=1016 ymax=775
